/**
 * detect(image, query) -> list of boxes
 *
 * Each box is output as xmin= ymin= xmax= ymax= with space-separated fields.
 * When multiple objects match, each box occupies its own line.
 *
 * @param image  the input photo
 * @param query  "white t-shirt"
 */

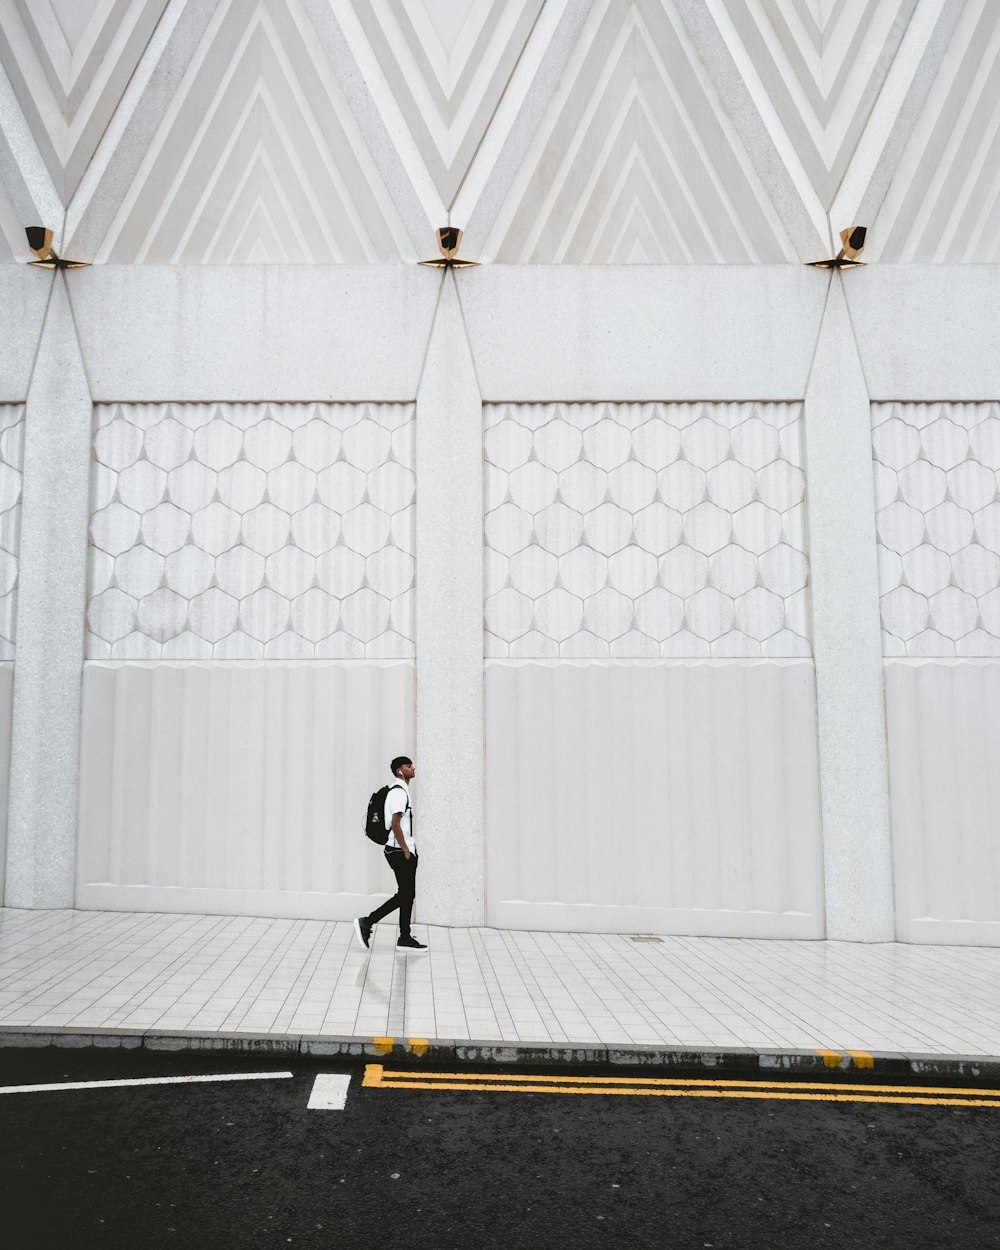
xmin=384 ymin=777 xmax=414 ymax=853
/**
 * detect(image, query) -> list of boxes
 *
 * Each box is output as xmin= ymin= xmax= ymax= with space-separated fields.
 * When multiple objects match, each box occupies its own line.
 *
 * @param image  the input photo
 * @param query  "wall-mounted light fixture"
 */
xmin=807 ymin=226 xmax=867 ymax=270
xmin=25 ymin=226 xmax=90 ymax=269
xmin=419 ymin=227 xmax=478 ymax=269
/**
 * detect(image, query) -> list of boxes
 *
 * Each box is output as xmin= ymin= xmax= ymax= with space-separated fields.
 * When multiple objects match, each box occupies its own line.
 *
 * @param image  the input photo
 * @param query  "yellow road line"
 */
xmin=372 ymin=1037 xmax=394 ymax=1054
xmin=364 ymin=1065 xmax=1000 ymax=1099
xmin=365 ymin=1070 xmax=1000 ymax=1110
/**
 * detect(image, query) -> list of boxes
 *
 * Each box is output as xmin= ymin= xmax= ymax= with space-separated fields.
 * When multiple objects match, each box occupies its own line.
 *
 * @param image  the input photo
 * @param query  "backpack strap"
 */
xmin=387 ymin=782 xmax=410 ymax=811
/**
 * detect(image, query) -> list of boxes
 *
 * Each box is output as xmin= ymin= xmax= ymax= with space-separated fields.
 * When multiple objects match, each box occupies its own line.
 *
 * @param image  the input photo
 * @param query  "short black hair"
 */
xmin=391 ymin=755 xmax=412 ymax=777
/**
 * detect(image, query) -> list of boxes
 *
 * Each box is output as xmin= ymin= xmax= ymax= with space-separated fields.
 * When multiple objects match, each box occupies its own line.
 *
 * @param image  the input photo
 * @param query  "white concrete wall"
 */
xmin=485 ymin=659 xmax=824 ymax=937
xmin=1 ymin=3 xmax=999 ymax=942
xmin=0 ymin=262 xmax=994 ymax=945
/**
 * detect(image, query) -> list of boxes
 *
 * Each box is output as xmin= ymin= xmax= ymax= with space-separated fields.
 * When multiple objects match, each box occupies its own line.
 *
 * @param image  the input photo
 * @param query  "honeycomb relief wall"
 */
xmin=873 ymin=402 xmax=1000 ymax=656
xmin=87 ymin=403 xmax=415 ymax=659
xmin=484 ymin=402 xmax=811 ymax=657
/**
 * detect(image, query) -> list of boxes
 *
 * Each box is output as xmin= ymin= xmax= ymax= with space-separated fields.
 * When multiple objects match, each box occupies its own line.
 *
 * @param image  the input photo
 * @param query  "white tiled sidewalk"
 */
xmin=2 ymin=908 xmax=1000 ymax=1056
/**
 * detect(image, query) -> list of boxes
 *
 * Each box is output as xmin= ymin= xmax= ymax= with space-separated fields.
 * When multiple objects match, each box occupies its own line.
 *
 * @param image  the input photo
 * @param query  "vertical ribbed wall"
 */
xmin=484 ymin=659 xmax=824 ymax=937
xmin=885 ymin=660 xmax=1000 ymax=944
xmin=77 ymin=661 xmax=415 ymax=917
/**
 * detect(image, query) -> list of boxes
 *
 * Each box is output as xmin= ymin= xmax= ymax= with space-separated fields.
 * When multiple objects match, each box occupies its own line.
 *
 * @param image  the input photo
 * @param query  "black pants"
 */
xmin=366 ymin=850 xmax=417 ymax=938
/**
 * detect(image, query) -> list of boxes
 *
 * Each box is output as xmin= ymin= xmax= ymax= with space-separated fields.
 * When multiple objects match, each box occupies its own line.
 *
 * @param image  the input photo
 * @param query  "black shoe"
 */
xmin=354 ymin=917 xmax=372 ymax=950
xmin=396 ymin=936 xmax=427 ymax=954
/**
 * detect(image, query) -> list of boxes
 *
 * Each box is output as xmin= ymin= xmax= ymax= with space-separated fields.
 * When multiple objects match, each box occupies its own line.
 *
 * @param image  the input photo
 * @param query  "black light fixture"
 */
xmin=807 ymin=225 xmax=867 ymax=270
xmin=25 ymin=226 xmax=89 ymax=269
xmin=418 ymin=226 xmax=478 ymax=269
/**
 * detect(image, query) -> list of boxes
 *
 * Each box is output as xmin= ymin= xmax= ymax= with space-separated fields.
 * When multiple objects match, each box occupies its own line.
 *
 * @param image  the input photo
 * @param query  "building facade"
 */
xmin=1 ymin=0 xmax=999 ymax=944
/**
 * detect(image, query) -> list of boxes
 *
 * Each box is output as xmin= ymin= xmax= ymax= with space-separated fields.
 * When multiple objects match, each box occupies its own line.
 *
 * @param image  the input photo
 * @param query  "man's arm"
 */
xmin=391 ymin=811 xmax=410 ymax=859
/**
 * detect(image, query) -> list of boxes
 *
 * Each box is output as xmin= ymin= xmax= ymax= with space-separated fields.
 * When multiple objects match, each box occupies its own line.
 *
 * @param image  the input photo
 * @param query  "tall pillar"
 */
xmin=5 ymin=275 xmax=92 ymax=907
xmin=414 ymin=272 xmax=485 ymax=926
xmin=805 ymin=274 xmax=895 ymax=940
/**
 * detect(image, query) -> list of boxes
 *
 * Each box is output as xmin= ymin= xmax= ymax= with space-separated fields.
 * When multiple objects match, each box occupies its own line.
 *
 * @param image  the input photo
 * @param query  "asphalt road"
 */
xmin=1 ymin=1046 xmax=999 ymax=1250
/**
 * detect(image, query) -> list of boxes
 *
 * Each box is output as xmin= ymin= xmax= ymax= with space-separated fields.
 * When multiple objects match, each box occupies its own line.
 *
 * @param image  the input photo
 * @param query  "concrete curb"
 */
xmin=2 ymin=1025 xmax=1000 ymax=1081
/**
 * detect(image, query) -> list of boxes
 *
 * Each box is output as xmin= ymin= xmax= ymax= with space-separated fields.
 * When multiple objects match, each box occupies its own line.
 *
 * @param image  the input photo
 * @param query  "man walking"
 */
xmin=354 ymin=755 xmax=427 ymax=954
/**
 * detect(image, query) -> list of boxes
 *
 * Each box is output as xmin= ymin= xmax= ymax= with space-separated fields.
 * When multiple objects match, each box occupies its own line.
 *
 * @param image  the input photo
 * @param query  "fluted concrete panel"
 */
xmin=484 ymin=659 xmax=824 ymax=937
xmin=460 ymin=267 xmax=827 ymax=401
xmin=885 ymin=659 xmax=1000 ymax=945
xmin=77 ymin=660 xmax=415 ymax=919
xmin=69 ymin=267 xmax=440 ymax=401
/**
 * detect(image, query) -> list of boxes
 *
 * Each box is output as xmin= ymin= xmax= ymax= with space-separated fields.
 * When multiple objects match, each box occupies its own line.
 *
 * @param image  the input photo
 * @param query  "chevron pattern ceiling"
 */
xmin=0 ymin=0 xmax=994 ymax=264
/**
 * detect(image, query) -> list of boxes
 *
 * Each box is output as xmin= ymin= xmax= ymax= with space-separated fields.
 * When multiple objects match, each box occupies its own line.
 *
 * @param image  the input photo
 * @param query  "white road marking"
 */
xmin=0 ymin=1072 xmax=294 ymax=1095
xmin=307 ymin=1073 xmax=351 ymax=1110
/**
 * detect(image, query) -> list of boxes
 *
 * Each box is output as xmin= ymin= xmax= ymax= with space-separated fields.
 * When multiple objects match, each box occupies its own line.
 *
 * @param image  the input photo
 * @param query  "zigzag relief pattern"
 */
xmin=871 ymin=0 xmax=1000 ymax=263
xmin=346 ymin=0 xmax=544 ymax=207
xmin=489 ymin=0 xmax=797 ymax=264
xmin=0 ymin=0 xmax=169 ymax=200
xmin=0 ymin=0 xmax=995 ymax=265
xmin=713 ymin=0 xmax=917 ymax=211
xmin=98 ymin=0 xmax=414 ymax=263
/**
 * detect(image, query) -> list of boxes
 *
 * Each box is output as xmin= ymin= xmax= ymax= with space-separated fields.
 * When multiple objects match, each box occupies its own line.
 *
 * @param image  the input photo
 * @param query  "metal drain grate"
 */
xmin=628 ymin=935 xmax=663 ymax=943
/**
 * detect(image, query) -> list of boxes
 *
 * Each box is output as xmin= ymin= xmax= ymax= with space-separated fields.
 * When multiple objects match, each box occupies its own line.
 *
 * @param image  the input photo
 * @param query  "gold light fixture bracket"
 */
xmin=807 ymin=225 xmax=867 ymax=270
xmin=25 ymin=225 xmax=90 ymax=269
xmin=419 ymin=226 xmax=479 ymax=269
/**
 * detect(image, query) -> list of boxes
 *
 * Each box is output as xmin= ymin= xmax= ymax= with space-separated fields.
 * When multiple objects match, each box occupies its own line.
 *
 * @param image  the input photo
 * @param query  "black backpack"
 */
xmin=365 ymin=783 xmax=407 ymax=845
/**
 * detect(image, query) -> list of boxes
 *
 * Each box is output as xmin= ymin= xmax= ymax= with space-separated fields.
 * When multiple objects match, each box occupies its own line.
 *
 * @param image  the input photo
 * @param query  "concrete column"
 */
xmin=5 ymin=275 xmax=92 ymax=908
xmin=804 ymin=274 xmax=895 ymax=941
xmin=414 ymin=272 xmax=485 ymax=926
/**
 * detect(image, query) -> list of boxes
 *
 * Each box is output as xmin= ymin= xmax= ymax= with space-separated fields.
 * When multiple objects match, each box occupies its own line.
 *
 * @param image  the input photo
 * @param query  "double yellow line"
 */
xmin=363 ymin=1065 xmax=1000 ymax=1109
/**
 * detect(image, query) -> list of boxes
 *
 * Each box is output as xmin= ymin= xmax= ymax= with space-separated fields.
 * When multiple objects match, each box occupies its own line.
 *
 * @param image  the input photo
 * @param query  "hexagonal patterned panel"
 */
xmin=872 ymin=402 xmax=1000 ymax=656
xmin=484 ymin=402 xmax=812 ymax=657
xmin=88 ymin=403 xmax=414 ymax=658
xmin=0 ymin=406 xmax=24 ymax=659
